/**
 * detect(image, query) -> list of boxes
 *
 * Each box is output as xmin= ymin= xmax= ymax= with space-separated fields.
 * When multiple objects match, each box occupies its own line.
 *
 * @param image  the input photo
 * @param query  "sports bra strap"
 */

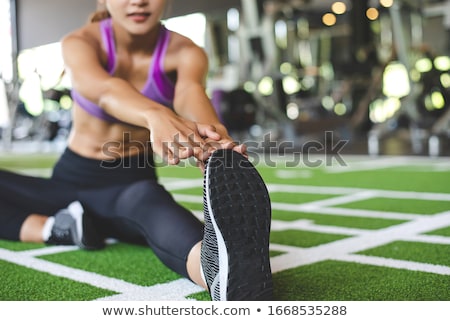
xmin=71 ymin=18 xmax=176 ymax=123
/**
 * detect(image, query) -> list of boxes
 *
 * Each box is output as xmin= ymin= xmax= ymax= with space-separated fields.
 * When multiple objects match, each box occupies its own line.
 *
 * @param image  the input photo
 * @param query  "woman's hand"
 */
xmin=148 ymin=108 xmax=246 ymax=169
xmin=195 ymin=123 xmax=247 ymax=172
xmin=148 ymin=111 xmax=203 ymax=165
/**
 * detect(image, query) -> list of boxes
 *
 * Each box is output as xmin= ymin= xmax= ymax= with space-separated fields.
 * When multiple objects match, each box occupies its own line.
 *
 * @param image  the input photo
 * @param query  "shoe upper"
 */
xmin=46 ymin=208 xmax=79 ymax=246
xmin=45 ymin=201 xmax=104 ymax=250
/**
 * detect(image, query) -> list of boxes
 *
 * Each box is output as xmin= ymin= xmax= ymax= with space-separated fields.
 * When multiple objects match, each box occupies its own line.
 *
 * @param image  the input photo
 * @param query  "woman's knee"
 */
xmin=115 ymin=180 xmax=172 ymax=213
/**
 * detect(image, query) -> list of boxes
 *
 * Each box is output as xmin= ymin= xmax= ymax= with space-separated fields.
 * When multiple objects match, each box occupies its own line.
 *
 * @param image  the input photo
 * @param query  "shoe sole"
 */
xmin=204 ymin=149 xmax=273 ymax=300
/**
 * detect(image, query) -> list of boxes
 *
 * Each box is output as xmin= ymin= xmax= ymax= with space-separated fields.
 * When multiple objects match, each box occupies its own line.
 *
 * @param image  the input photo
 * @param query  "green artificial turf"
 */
xmin=171 ymin=187 xmax=202 ymax=195
xmin=0 ymin=153 xmax=58 ymax=169
xmin=358 ymin=241 xmax=450 ymax=266
xmin=273 ymin=260 xmax=450 ymax=301
xmin=187 ymin=291 xmax=211 ymax=301
xmin=0 ymin=240 xmax=47 ymax=251
xmin=426 ymin=226 xmax=450 ymax=237
xmin=269 ymin=192 xmax=338 ymax=204
xmin=179 ymin=201 xmax=203 ymax=211
xmin=271 ymin=210 xmax=407 ymax=229
xmin=338 ymin=198 xmax=450 ymax=215
xmin=39 ymin=243 xmax=181 ymax=286
xmin=270 ymin=230 xmax=350 ymax=248
xmin=259 ymin=165 xmax=450 ymax=193
xmin=0 ymin=260 xmax=116 ymax=300
xmin=156 ymin=162 xmax=203 ymax=179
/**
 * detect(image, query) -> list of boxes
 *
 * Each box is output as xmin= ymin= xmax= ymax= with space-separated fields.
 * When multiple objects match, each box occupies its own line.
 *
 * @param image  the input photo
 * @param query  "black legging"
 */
xmin=0 ymin=148 xmax=204 ymax=279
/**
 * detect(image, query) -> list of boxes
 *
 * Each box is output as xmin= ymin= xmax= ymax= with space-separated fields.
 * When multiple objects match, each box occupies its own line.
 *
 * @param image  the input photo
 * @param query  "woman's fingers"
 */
xmin=197 ymin=124 xmax=220 ymax=140
xmin=232 ymin=143 xmax=248 ymax=157
xmin=163 ymin=131 xmax=209 ymax=163
xmin=151 ymin=117 xmax=247 ymax=164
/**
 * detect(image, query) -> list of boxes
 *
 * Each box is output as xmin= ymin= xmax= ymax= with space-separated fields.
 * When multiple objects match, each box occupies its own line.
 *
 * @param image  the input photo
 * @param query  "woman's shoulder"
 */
xmin=61 ymin=22 xmax=107 ymax=62
xmin=62 ymin=21 xmax=103 ymax=48
xmin=166 ymin=28 xmax=207 ymax=61
xmin=166 ymin=28 xmax=200 ymax=50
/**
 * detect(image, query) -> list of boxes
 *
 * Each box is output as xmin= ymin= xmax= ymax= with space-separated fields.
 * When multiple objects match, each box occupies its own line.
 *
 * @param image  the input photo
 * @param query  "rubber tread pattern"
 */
xmin=201 ymin=149 xmax=273 ymax=301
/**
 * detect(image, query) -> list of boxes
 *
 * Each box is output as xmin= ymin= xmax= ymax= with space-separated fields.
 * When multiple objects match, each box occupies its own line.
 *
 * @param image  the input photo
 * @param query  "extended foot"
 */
xmin=46 ymin=201 xmax=104 ymax=250
xmin=201 ymin=149 xmax=273 ymax=301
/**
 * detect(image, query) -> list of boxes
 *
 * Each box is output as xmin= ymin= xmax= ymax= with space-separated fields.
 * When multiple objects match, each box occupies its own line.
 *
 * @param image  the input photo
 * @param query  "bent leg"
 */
xmin=78 ymin=180 xmax=204 ymax=280
xmin=0 ymin=169 xmax=77 ymax=241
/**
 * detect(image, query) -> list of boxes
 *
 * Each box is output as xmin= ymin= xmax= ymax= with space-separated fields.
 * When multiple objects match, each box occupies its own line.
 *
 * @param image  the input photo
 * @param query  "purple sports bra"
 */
xmin=71 ymin=18 xmax=175 ymax=123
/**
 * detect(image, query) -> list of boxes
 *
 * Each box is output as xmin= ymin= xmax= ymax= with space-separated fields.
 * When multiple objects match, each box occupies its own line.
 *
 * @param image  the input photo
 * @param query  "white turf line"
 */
xmin=1 ymin=181 xmax=450 ymax=300
xmin=0 ymin=247 xmax=203 ymax=301
xmin=269 ymin=210 xmax=450 ymax=275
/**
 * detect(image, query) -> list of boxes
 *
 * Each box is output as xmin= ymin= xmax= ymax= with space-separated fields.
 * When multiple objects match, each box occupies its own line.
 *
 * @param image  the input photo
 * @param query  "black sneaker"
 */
xmin=46 ymin=201 xmax=104 ymax=250
xmin=201 ymin=149 xmax=273 ymax=301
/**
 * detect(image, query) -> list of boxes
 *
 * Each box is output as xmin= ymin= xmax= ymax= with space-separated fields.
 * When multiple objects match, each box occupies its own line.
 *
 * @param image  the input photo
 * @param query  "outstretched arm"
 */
xmin=172 ymin=43 xmax=247 ymax=157
xmin=61 ymin=29 xmax=216 ymax=164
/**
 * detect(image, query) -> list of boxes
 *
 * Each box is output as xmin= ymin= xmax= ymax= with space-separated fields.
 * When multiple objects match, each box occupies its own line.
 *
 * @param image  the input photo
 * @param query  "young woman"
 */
xmin=0 ymin=0 xmax=272 ymax=300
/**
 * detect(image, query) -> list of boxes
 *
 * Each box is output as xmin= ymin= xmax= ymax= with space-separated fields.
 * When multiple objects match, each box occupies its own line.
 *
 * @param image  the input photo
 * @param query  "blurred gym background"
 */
xmin=0 ymin=0 xmax=449 ymax=156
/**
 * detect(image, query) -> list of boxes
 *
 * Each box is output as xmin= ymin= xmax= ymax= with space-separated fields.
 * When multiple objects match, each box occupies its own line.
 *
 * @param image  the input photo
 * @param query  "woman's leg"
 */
xmin=0 ymin=169 xmax=77 ymax=242
xmin=20 ymin=214 xmax=48 ymax=242
xmin=186 ymin=241 xmax=207 ymax=289
xmin=78 ymin=180 xmax=205 ymax=284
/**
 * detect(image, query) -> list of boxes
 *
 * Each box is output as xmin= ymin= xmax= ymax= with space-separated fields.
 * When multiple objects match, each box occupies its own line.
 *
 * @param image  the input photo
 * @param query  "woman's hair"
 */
xmin=88 ymin=10 xmax=111 ymax=23
xmin=87 ymin=1 xmax=110 ymax=23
